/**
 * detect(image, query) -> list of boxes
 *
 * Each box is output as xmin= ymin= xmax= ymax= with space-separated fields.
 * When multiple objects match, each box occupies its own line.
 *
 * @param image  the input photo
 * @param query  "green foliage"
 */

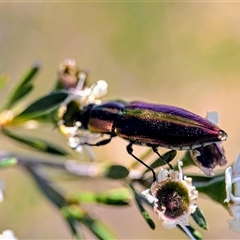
xmin=104 ymin=164 xmax=130 ymax=179
xmin=0 ymin=157 xmax=17 ymax=168
xmin=1 ymin=128 xmax=69 ymax=156
xmin=13 ymin=91 xmax=69 ymax=123
xmin=129 ymin=183 xmax=155 ymax=230
xmin=179 ymin=226 xmax=203 ymax=240
xmin=191 ymin=174 xmax=227 ymax=209
xmin=0 ymin=62 xmax=230 ymax=240
xmin=3 ymin=63 xmax=40 ymax=110
xmin=63 ymin=204 xmax=117 ymax=240
xmin=191 ymin=206 xmax=208 ymax=230
xmin=67 ymin=188 xmax=131 ymax=206
xmin=144 ymin=150 xmax=177 ymax=174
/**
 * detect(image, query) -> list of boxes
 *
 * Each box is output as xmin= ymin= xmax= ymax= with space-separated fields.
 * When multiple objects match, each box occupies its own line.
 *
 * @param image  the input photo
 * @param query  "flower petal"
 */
xmin=0 ymin=230 xmax=17 ymax=240
xmin=141 ymin=189 xmax=158 ymax=204
xmin=206 ymin=111 xmax=218 ymax=125
xmin=157 ymin=168 xmax=168 ymax=182
xmin=224 ymin=167 xmax=233 ymax=203
xmin=227 ymin=218 xmax=240 ymax=233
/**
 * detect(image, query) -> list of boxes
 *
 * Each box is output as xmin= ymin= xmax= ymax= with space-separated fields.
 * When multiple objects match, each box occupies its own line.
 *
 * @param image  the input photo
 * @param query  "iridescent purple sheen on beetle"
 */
xmin=63 ymin=99 xmax=227 ymax=181
xmin=77 ymin=100 xmax=227 ymax=149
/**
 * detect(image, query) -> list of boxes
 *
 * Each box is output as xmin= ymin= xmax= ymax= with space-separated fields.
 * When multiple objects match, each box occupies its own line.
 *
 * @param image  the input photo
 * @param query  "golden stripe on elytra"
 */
xmin=124 ymin=109 xmax=208 ymax=128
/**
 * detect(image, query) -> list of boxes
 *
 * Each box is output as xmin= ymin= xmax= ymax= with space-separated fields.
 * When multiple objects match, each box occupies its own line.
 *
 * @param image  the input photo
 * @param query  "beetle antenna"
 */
xmin=127 ymin=143 xmax=157 ymax=182
xmin=152 ymin=146 xmax=173 ymax=169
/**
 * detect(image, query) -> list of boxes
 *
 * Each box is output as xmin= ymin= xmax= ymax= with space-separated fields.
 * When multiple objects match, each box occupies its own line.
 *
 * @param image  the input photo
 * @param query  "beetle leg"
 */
xmin=152 ymin=146 xmax=173 ymax=169
xmin=80 ymin=136 xmax=113 ymax=147
xmin=126 ymin=143 xmax=157 ymax=182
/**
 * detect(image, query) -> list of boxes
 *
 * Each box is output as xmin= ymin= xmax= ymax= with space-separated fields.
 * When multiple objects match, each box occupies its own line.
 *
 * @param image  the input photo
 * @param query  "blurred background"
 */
xmin=0 ymin=2 xmax=240 ymax=239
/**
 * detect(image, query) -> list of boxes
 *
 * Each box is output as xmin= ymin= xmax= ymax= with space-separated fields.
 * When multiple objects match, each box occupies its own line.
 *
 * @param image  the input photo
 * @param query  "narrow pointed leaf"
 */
xmin=67 ymin=218 xmax=82 ymax=240
xmin=67 ymin=192 xmax=96 ymax=204
xmin=67 ymin=188 xmax=131 ymax=206
xmin=96 ymin=188 xmax=131 ymax=205
xmin=0 ymin=157 xmax=18 ymax=168
xmin=190 ymin=173 xmax=227 ymax=207
xmin=129 ymin=184 xmax=155 ymax=230
xmin=9 ymin=84 xmax=33 ymax=106
xmin=162 ymin=149 xmax=177 ymax=163
xmin=2 ymin=128 xmax=69 ymax=155
xmin=13 ymin=91 xmax=69 ymax=122
xmin=24 ymin=164 xmax=67 ymax=208
xmin=191 ymin=206 xmax=208 ymax=230
xmin=67 ymin=205 xmax=117 ymax=240
xmin=17 ymin=62 xmax=41 ymax=87
xmin=4 ymin=63 xmax=40 ymax=109
xmin=104 ymin=164 xmax=129 ymax=179
xmin=24 ymin=164 xmax=82 ymax=238
xmin=82 ymin=217 xmax=117 ymax=240
xmin=144 ymin=150 xmax=177 ymax=174
xmin=61 ymin=207 xmax=83 ymax=239
xmin=135 ymin=196 xmax=155 ymax=230
xmin=178 ymin=225 xmax=202 ymax=240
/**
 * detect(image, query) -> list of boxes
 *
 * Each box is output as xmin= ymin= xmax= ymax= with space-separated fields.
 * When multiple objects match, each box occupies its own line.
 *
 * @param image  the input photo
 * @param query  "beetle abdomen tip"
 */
xmin=218 ymin=130 xmax=227 ymax=141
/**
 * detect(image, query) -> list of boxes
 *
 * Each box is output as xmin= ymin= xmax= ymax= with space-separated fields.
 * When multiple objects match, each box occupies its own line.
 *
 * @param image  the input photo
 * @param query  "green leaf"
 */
xmin=66 ymin=205 xmax=117 ymax=240
xmin=190 ymin=173 xmax=227 ymax=208
xmin=81 ymin=214 xmax=117 ymax=240
xmin=13 ymin=91 xmax=69 ymax=122
xmin=2 ymin=128 xmax=69 ymax=156
xmin=144 ymin=150 xmax=177 ymax=174
xmin=129 ymin=184 xmax=155 ymax=230
xmin=63 ymin=205 xmax=84 ymax=219
xmin=0 ymin=74 xmax=9 ymax=90
xmin=162 ymin=149 xmax=177 ymax=162
xmin=24 ymin=164 xmax=67 ymax=208
xmin=130 ymin=148 xmax=153 ymax=169
xmin=61 ymin=207 xmax=83 ymax=239
xmin=96 ymin=188 xmax=131 ymax=205
xmin=67 ymin=192 xmax=96 ymax=204
xmin=178 ymin=225 xmax=203 ymax=240
xmin=4 ymin=63 xmax=40 ymax=109
xmin=67 ymin=188 xmax=132 ymax=206
xmin=104 ymin=164 xmax=129 ymax=179
xmin=0 ymin=157 xmax=18 ymax=168
xmin=191 ymin=206 xmax=208 ymax=230
xmin=25 ymin=164 xmax=82 ymax=238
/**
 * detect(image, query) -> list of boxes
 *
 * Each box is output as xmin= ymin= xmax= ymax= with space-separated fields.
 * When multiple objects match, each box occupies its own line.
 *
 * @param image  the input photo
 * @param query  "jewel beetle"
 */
xmin=61 ymin=99 xmax=227 ymax=181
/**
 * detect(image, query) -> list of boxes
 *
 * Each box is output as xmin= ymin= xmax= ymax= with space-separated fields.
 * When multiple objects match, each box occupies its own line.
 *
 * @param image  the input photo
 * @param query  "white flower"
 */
xmin=0 ymin=230 xmax=17 ymax=240
xmin=224 ymin=153 xmax=240 ymax=233
xmin=59 ymin=122 xmax=101 ymax=161
xmin=142 ymin=160 xmax=198 ymax=230
xmin=67 ymin=129 xmax=102 ymax=161
xmin=90 ymin=80 xmax=108 ymax=99
xmin=58 ymin=79 xmax=108 ymax=160
xmin=63 ymin=79 xmax=108 ymax=109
